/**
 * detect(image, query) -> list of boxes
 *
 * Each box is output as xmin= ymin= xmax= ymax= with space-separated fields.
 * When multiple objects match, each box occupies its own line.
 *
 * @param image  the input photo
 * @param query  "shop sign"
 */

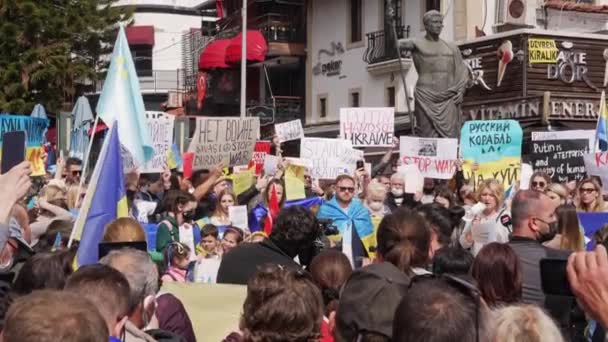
xmin=464 ymin=98 xmax=599 ymax=121
xmin=545 ymin=41 xmax=598 ymax=90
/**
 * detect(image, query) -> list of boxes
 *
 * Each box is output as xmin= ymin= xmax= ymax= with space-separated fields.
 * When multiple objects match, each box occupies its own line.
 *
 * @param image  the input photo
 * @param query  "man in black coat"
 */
xmin=217 ymin=206 xmax=320 ymax=285
xmin=385 ymin=173 xmax=421 ymax=212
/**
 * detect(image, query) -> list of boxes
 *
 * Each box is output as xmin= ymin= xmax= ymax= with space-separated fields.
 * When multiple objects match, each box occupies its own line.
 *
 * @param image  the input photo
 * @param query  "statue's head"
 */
xmin=423 ymin=10 xmax=443 ymax=36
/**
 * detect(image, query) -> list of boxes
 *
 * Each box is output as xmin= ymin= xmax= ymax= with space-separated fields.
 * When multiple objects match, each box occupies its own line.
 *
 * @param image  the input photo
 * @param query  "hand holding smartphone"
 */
xmin=1 ymin=131 xmax=26 ymax=174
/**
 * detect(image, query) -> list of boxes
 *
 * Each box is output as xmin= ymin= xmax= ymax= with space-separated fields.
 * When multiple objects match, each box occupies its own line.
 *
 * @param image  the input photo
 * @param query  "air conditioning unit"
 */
xmin=495 ymin=0 xmax=536 ymax=32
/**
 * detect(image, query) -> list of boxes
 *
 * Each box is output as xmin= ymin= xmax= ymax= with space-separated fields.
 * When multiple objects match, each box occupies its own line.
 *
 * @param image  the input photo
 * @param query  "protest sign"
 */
xmin=530 ymin=130 xmax=593 ymax=183
xmin=401 ymin=164 xmax=424 ymax=194
xmin=0 ymin=115 xmax=48 ymax=176
xmin=182 ymin=153 xmax=194 ymax=180
xmin=188 ymin=117 xmax=260 ymax=171
xmin=140 ymin=112 xmax=175 ymax=173
xmin=461 ymin=120 xmax=523 ymax=189
xmin=179 ymin=224 xmax=197 ymax=261
xmin=340 ymin=107 xmax=394 ymax=147
xmin=249 ymin=141 xmax=270 ymax=175
xmin=263 ymin=154 xmax=279 ymax=176
xmin=284 ymin=157 xmax=313 ymax=169
xmin=275 ymin=119 xmax=304 ymax=142
xmin=583 ymin=152 xmax=608 ymax=192
xmin=285 ymin=164 xmax=306 ymax=200
xmin=228 ymin=205 xmax=248 ymax=230
xmin=399 ymin=136 xmax=458 ymax=179
xmin=193 ymin=258 xmax=221 ymax=284
xmin=300 ymin=138 xmax=358 ymax=180
xmin=578 ymin=212 xmax=608 ymax=250
xmin=232 ymin=170 xmax=254 ymax=196
xmin=519 ymin=163 xmax=533 ymax=190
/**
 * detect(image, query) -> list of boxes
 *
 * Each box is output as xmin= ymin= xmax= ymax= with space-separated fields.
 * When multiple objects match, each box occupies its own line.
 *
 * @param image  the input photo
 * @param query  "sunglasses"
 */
xmin=580 ymin=187 xmax=596 ymax=194
xmin=410 ymin=274 xmax=481 ymax=342
xmin=71 ymin=170 xmax=82 ymax=176
xmin=338 ymin=186 xmax=355 ymax=193
xmin=532 ymin=181 xmax=546 ymax=188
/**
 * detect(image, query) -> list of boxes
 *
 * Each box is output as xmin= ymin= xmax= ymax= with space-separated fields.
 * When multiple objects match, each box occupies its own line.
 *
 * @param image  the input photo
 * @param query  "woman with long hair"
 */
xmin=544 ymin=204 xmax=584 ymax=252
xmin=249 ymin=179 xmax=286 ymax=232
xmin=545 ymin=183 xmax=569 ymax=207
xmin=471 ymin=242 xmax=522 ymax=307
xmin=197 ymin=190 xmax=237 ymax=238
xmin=156 ymin=190 xmax=198 ymax=253
xmin=576 ymin=178 xmax=608 ymax=212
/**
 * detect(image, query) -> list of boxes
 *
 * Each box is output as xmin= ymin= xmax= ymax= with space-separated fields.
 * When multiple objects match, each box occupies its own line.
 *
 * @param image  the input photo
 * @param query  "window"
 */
xmin=350 ymin=91 xmax=360 ymax=107
xmin=425 ymin=0 xmax=441 ymax=12
xmin=130 ymin=45 xmax=153 ymax=77
xmin=350 ymin=0 xmax=363 ymax=43
xmin=387 ymin=86 xmax=396 ymax=107
xmin=319 ymin=96 xmax=327 ymax=118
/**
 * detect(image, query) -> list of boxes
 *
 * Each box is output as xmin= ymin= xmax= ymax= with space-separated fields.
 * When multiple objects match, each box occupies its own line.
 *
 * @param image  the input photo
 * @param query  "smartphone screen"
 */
xmin=540 ymin=258 xmax=573 ymax=297
xmin=1 ymin=131 xmax=26 ymax=174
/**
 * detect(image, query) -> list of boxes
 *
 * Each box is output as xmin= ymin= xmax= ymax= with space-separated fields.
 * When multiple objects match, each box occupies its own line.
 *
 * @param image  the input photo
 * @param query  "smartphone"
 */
xmin=540 ymin=258 xmax=572 ymax=297
xmin=1 ymin=131 xmax=26 ymax=174
xmin=356 ymin=160 xmax=364 ymax=169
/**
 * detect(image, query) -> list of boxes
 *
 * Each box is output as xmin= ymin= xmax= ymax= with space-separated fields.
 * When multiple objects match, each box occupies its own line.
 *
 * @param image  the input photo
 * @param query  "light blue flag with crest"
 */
xmin=96 ymin=25 xmax=154 ymax=164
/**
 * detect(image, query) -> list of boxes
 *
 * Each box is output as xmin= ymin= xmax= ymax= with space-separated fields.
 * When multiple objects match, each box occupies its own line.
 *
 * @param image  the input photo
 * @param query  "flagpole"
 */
xmin=595 ymin=90 xmax=605 ymax=153
xmin=240 ymin=0 xmax=247 ymax=119
xmin=74 ymin=115 xmax=100 ymax=209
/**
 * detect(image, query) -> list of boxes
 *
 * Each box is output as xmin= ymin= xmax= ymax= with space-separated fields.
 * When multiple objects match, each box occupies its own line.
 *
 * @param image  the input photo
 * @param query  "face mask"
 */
xmin=368 ymin=202 xmax=384 ymax=211
xmin=182 ymin=211 xmax=195 ymax=222
xmin=537 ymin=221 xmax=558 ymax=243
xmin=391 ymin=188 xmax=404 ymax=197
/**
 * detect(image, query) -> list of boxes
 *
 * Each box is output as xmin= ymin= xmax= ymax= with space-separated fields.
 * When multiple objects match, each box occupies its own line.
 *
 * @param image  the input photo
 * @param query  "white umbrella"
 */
xmin=69 ymin=96 xmax=94 ymax=160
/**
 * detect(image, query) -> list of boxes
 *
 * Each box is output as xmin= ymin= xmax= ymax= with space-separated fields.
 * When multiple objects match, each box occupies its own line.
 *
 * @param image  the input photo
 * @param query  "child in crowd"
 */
xmin=197 ymin=224 xmax=221 ymax=257
xmin=161 ymin=242 xmax=192 ymax=283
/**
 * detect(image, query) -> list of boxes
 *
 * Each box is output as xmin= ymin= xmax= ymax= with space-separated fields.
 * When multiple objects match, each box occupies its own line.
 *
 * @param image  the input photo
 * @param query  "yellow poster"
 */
xmin=165 ymin=149 xmax=177 ymax=170
xmin=462 ymin=158 xmax=521 ymax=191
xmin=285 ymin=164 xmax=306 ymax=200
xmin=528 ymin=38 xmax=558 ymax=64
xmin=232 ymin=170 xmax=254 ymax=196
xmin=26 ymin=147 xmax=46 ymax=177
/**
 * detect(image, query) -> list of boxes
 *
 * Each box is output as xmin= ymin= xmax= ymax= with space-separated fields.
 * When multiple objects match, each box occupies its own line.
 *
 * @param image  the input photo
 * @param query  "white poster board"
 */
xmin=275 ymin=119 xmax=304 ymax=142
xmin=399 ymin=136 xmax=458 ymax=179
xmin=188 ymin=117 xmax=260 ymax=171
xmin=228 ymin=205 xmax=248 ymax=230
xmin=263 ymin=154 xmax=280 ymax=176
xmin=300 ymin=138 xmax=360 ymax=180
xmin=584 ymin=152 xmax=608 ymax=192
xmin=340 ymin=107 xmax=394 ymax=147
xmin=141 ymin=112 xmax=175 ymax=173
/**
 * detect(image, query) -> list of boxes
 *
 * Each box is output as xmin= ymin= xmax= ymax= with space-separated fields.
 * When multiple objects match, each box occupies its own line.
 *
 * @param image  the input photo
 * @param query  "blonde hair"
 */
xmin=576 ymin=178 xmax=605 ymax=213
xmin=477 ymin=179 xmax=505 ymax=207
xmin=103 ymin=218 xmax=146 ymax=243
xmin=66 ymin=184 xmax=86 ymax=210
xmin=492 ymin=305 xmax=564 ymax=342
xmin=545 ymin=183 xmax=568 ymax=203
xmin=366 ymin=179 xmax=387 ymax=199
xmin=42 ymin=180 xmax=67 ymax=201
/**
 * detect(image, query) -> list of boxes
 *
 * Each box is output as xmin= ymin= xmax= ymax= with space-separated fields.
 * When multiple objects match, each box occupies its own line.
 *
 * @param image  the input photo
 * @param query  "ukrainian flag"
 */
xmin=597 ymin=90 xmax=608 ymax=152
xmin=74 ymin=122 xmax=128 ymax=266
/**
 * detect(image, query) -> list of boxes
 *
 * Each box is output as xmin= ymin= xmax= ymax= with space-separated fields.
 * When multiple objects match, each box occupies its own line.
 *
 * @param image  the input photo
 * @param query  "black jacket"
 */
xmin=385 ymin=192 xmax=420 ymax=212
xmin=217 ymin=239 xmax=301 ymax=285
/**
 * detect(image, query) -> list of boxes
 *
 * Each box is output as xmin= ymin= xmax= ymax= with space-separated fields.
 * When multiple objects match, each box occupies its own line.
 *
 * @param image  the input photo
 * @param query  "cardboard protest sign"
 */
xmin=140 ymin=112 xmax=175 ymax=173
xmin=519 ymin=163 xmax=533 ymax=190
xmin=530 ymin=130 xmax=593 ymax=183
xmin=583 ymin=152 xmax=608 ymax=192
xmin=400 ymin=165 xmax=424 ymax=194
xmin=188 ymin=117 xmax=260 ymax=171
xmin=285 ymin=164 xmax=306 ymax=200
xmin=340 ymin=107 xmax=394 ymax=147
xmin=300 ymin=138 xmax=358 ymax=180
xmin=249 ymin=141 xmax=271 ymax=175
xmin=461 ymin=120 xmax=522 ymax=189
xmin=0 ymin=115 xmax=49 ymax=176
xmin=275 ymin=120 xmax=304 ymax=143
xmin=399 ymin=136 xmax=458 ymax=179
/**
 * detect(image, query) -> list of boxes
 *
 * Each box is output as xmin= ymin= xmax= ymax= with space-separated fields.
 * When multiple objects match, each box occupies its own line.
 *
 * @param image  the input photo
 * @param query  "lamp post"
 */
xmin=240 ymin=0 xmax=247 ymax=118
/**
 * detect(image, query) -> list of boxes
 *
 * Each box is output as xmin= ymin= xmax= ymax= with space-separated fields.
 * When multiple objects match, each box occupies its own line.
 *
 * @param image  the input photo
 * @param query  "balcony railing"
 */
xmin=95 ymin=69 xmax=186 ymax=93
xmin=247 ymin=96 xmax=303 ymax=125
xmin=363 ymin=25 xmax=410 ymax=65
xmin=251 ymin=13 xmax=305 ymax=43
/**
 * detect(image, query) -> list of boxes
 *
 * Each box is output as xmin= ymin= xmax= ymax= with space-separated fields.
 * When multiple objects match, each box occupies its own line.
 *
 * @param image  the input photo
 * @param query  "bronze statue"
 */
xmin=400 ymin=10 xmax=469 ymax=138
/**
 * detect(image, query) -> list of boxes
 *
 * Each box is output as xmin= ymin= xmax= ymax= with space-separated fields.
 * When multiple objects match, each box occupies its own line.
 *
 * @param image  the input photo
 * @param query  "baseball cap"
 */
xmin=335 ymin=262 xmax=411 ymax=342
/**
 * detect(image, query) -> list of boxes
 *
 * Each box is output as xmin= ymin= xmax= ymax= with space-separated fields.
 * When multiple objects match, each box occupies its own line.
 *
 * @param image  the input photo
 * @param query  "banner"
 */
xmin=300 ymin=138 xmax=359 ymax=180
xmin=530 ymin=130 xmax=593 ymax=183
xmin=140 ymin=112 xmax=175 ymax=173
xmin=399 ymin=136 xmax=458 ymax=179
xmin=0 ymin=115 xmax=49 ymax=176
xmin=188 ymin=117 xmax=260 ymax=171
xmin=249 ymin=141 xmax=271 ymax=175
xmin=340 ymin=107 xmax=394 ymax=147
xmin=461 ymin=120 xmax=523 ymax=189
xmin=583 ymin=152 xmax=608 ymax=192
xmin=528 ymin=38 xmax=558 ymax=64
xmin=275 ymin=119 xmax=304 ymax=143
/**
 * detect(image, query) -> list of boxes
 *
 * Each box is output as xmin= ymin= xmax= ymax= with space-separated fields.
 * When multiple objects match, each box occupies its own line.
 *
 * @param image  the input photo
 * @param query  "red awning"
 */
xmin=126 ymin=26 xmax=155 ymax=46
xmin=199 ymin=39 xmax=232 ymax=70
xmin=225 ymin=30 xmax=268 ymax=64
xmin=88 ymin=122 xmax=108 ymax=136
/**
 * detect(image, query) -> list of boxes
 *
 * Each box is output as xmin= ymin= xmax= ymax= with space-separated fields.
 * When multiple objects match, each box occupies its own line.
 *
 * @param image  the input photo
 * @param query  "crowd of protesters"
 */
xmin=1 ymin=138 xmax=608 ymax=342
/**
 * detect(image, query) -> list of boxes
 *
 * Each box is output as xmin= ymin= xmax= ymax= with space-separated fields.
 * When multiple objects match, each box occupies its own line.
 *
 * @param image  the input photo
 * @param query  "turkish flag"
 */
xmin=197 ymin=71 xmax=207 ymax=110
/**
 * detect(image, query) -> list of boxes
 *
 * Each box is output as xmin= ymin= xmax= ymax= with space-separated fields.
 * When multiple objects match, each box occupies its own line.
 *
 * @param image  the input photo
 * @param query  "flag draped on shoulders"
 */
xmin=96 ymin=25 xmax=153 ymax=164
xmin=75 ymin=122 xmax=128 ymax=266
xmin=597 ymin=91 xmax=608 ymax=152
xmin=316 ymin=197 xmax=375 ymax=254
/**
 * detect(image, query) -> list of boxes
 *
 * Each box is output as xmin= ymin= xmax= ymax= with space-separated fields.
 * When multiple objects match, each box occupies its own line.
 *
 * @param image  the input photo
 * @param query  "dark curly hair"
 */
xmin=269 ymin=206 xmax=320 ymax=257
xmin=240 ymin=264 xmax=323 ymax=342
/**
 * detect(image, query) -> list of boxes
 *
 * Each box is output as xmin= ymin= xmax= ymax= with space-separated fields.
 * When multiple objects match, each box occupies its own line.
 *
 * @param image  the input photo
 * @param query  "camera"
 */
xmin=318 ymin=218 xmax=340 ymax=236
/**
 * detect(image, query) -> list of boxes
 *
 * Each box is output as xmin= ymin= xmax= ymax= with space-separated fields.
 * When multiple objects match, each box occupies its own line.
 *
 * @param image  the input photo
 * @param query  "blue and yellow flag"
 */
xmin=75 ymin=122 xmax=128 ymax=266
xmin=96 ymin=25 xmax=154 ymax=165
xmin=596 ymin=91 xmax=608 ymax=152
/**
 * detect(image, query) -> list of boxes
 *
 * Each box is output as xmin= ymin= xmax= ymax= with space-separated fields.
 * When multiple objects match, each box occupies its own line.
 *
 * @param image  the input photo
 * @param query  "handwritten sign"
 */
xmin=275 ymin=120 xmax=304 ymax=143
xmin=228 ymin=205 xmax=248 ymax=230
xmin=263 ymin=154 xmax=279 ymax=176
xmin=0 ymin=115 xmax=49 ymax=176
xmin=461 ymin=120 xmax=522 ymax=189
xmin=528 ymin=38 xmax=558 ymax=64
xmin=300 ymin=138 xmax=358 ymax=180
xmin=583 ymin=152 xmax=608 ymax=192
xmin=139 ymin=112 xmax=175 ymax=173
xmin=400 ymin=136 xmax=458 ymax=179
xmin=188 ymin=117 xmax=260 ymax=171
xmin=285 ymin=164 xmax=306 ymax=200
xmin=340 ymin=108 xmax=394 ymax=147
xmin=530 ymin=130 xmax=593 ymax=183
xmin=249 ymin=141 xmax=271 ymax=175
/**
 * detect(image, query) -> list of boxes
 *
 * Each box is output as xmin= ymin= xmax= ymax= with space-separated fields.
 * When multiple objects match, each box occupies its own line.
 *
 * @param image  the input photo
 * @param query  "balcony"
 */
xmin=95 ymin=69 xmax=186 ymax=94
xmin=363 ymin=25 xmax=414 ymax=76
xmin=247 ymin=96 xmax=303 ymax=125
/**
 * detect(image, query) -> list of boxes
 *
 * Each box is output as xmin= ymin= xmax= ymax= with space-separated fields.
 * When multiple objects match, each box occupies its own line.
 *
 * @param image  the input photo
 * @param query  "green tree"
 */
xmin=0 ymin=0 xmax=133 ymax=114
